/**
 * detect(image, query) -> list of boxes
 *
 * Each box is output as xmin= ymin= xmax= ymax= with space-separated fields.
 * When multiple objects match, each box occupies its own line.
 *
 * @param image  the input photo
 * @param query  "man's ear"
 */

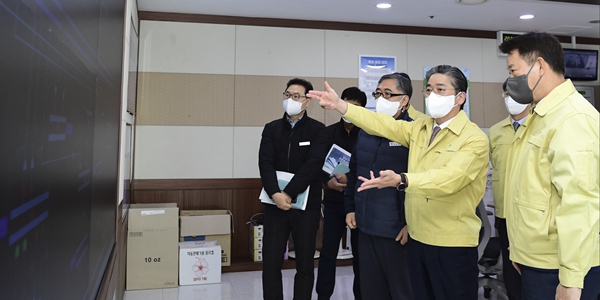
xmin=455 ymin=91 xmax=466 ymax=106
xmin=401 ymin=96 xmax=410 ymax=107
xmin=304 ymin=98 xmax=312 ymax=108
xmin=537 ymin=57 xmax=548 ymax=77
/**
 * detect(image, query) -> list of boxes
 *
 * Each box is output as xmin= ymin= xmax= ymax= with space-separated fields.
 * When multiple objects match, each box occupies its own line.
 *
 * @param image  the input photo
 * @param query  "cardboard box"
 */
xmin=127 ymin=203 xmax=179 ymax=290
xmin=180 ymin=234 xmax=230 ymax=266
xmin=250 ymin=236 xmax=263 ymax=250
xmin=250 ymin=249 xmax=263 ymax=262
xmin=249 ymin=223 xmax=263 ymax=238
xmin=179 ymin=241 xmax=222 ymax=285
xmin=180 ymin=210 xmax=232 ymax=266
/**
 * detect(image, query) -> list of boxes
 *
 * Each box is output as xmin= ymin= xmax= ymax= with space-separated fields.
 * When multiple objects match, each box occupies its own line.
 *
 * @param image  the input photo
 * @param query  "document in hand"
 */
xmin=322 ymin=144 xmax=351 ymax=175
xmin=259 ymin=171 xmax=309 ymax=210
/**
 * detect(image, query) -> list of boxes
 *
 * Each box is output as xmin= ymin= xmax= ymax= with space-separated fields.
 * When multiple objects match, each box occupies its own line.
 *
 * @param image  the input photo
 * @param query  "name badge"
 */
xmin=389 ymin=142 xmax=401 ymax=147
xmin=299 ymin=141 xmax=310 ymax=146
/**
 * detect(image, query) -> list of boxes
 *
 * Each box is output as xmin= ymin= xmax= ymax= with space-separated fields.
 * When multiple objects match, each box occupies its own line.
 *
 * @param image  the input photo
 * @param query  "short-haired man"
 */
xmin=499 ymin=32 xmax=599 ymax=300
xmin=308 ymin=65 xmax=490 ymax=300
xmin=316 ymin=87 xmax=366 ymax=300
xmin=345 ymin=72 xmax=414 ymax=300
xmin=488 ymin=79 xmax=529 ymax=300
xmin=259 ymin=78 xmax=328 ymax=300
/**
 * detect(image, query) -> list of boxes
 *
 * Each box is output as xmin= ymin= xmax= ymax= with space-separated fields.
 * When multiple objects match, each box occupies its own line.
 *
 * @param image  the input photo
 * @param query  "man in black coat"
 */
xmin=316 ymin=87 xmax=366 ymax=300
xmin=258 ymin=78 xmax=329 ymax=300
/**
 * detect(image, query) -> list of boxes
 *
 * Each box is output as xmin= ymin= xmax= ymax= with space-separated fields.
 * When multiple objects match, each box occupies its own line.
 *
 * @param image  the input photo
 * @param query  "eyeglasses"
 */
xmin=372 ymin=91 xmax=406 ymax=99
xmin=283 ymin=92 xmax=307 ymax=101
xmin=423 ymin=87 xmax=456 ymax=97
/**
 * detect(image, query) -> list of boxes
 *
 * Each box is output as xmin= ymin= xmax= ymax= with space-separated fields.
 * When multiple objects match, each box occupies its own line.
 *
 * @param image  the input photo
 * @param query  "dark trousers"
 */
xmin=520 ymin=265 xmax=600 ymax=300
xmin=496 ymin=217 xmax=522 ymax=300
xmin=406 ymin=237 xmax=479 ymax=300
xmin=262 ymin=205 xmax=321 ymax=300
xmin=316 ymin=200 xmax=360 ymax=300
xmin=358 ymin=230 xmax=413 ymax=300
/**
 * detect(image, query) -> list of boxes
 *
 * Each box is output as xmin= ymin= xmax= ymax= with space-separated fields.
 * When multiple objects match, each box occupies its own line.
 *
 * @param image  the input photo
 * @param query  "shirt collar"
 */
xmin=510 ymin=116 xmax=526 ymax=126
xmin=435 ymin=116 xmax=455 ymax=130
xmin=286 ymin=113 xmax=304 ymax=128
xmin=429 ymin=110 xmax=469 ymax=136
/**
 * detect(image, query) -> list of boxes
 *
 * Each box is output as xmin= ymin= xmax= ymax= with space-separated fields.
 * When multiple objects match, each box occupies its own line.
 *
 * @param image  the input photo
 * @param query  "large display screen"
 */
xmin=564 ymin=48 xmax=599 ymax=81
xmin=0 ymin=0 xmax=123 ymax=298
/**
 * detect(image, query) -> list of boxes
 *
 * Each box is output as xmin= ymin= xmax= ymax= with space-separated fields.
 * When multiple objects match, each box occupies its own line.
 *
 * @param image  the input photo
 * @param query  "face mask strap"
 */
xmin=526 ymin=60 xmax=543 ymax=93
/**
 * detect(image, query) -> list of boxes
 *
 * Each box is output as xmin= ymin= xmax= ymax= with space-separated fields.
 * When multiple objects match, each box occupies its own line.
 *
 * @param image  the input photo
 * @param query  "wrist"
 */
xmin=339 ymin=99 xmax=349 ymax=115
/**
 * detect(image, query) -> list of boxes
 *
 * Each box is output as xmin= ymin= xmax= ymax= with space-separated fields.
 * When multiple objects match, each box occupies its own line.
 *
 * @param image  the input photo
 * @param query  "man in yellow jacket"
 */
xmin=308 ymin=65 xmax=489 ymax=300
xmin=499 ymin=32 xmax=599 ymax=300
xmin=489 ymin=79 xmax=530 ymax=300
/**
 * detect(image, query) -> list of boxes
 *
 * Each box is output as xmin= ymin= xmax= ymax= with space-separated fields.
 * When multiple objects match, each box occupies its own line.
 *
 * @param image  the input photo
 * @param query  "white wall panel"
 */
xmin=482 ymin=39 xmax=512 ymax=83
xmin=235 ymin=26 xmax=325 ymax=77
xmin=139 ymin=21 xmax=236 ymax=74
xmin=325 ymin=30 xmax=408 ymax=78
xmin=134 ymin=126 xmax=234 ymax=179
xmin=406 ymin=35 xmax=484 ymax=82
xmin=232 ymin=127 xmax=263 ymax=178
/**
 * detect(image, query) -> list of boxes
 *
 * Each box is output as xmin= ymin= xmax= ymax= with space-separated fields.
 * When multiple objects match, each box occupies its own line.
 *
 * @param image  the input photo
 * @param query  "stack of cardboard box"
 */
xmin=249 ymin=222 xmax=263 ymax=261
xmin=126 ymin=205 xmax=233 ymax=288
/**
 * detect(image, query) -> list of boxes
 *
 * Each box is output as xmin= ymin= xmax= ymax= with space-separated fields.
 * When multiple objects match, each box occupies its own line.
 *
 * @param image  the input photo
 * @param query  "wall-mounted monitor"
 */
xmin=564 ymin=48 xmax=598 ymax=81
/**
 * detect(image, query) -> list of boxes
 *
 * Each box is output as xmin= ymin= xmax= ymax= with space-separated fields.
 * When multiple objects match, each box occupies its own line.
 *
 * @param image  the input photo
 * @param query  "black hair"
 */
xmin=498 ymin=32 xmax=565 ymax=75
xmin=285 ymin=78 xmax=313 ymax=95
xmin=378 ymin=72 xmax=413 ymax=99
xmin=425 ymin=65 xmax=468 ymax=110
xmin=341 ymin=87 xmax=367 ymax=107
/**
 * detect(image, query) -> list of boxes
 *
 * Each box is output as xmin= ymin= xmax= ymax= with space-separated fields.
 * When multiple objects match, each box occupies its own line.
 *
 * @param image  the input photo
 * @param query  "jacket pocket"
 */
xmin=512 ymin=190 xmax=554 ymax=254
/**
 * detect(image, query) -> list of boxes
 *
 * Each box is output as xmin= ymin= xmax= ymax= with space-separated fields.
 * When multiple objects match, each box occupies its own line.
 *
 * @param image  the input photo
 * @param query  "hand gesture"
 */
xmin=272 ymin=192 xmax=292 ymax=211
xmin=357 ymin=170 xmax=400 ymax=192
xmin=306 ymin=81 xmax=348 ymax=114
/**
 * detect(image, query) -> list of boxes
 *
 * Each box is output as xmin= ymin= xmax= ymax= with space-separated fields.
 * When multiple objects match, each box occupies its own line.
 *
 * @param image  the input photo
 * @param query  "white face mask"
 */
xmin=426 ymin=92 xmax=457 ymax=119
xmin=283 ymin=98 xmax=306 ymax=116
xmin=375 ymin=97 xmax=401 ymax=117
xmin=504 ymin=95 xmax=528 ymax=115
xmin=342 ymin=117 xmax=352 ymax=124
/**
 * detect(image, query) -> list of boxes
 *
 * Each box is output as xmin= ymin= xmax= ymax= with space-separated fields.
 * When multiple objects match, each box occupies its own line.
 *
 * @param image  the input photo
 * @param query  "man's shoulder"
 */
xmin=489 ymin=117 xmax=511 ymax=136
xmin=325 ymin=120 xmax=341 ymax=130
xmin=563 ymin=94 xmax=600 ymax=119
xmin=264 ymin=117 xmax=284 ymax=127
xmin=461 ymin=121 xmax=489 ymax=144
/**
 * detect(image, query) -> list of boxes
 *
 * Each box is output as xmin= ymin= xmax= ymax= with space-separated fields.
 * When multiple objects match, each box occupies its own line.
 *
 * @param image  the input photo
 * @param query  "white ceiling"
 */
xmin=137 ymin=0 xmax=600 ymax=39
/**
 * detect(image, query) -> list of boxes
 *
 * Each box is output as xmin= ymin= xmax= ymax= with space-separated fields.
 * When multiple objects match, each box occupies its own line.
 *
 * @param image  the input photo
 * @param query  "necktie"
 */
xmin=429 ymin=126 xmax=441 ymax=146
xmin=513 ymin=121 xmax=520 ymax=131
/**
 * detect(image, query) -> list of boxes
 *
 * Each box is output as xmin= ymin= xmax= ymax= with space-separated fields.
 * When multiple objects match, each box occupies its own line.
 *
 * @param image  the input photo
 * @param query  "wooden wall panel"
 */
xmin=231 ymin=188 xmax=264 ymax=258
xmin=132 ymin=190 xmax=184 ymax=204
xmin=132 ymin=179 xmax=264 ymax=261
xmin=130 ymin=178 xmax=351 ymax=272
xmin=183 ymin=190 xmax=232 ymax=209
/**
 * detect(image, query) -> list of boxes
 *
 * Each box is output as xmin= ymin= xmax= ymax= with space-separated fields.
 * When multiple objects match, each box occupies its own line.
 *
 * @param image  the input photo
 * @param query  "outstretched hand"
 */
xmin=357 ymin=170 xmax=400 ymax=192
xmin=306 ymin=81 xmax=348 ymax=114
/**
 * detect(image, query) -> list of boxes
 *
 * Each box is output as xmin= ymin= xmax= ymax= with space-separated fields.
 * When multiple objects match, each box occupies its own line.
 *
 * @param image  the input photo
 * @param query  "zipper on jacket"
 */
xmin=371 ymin=138 xmax=384 ymax=170
xmin=287 ymin=130 xmax=294 ymax=172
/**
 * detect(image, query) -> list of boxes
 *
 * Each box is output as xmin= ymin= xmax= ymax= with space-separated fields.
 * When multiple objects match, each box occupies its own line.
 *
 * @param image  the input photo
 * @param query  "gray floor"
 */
xmin=124 ymin=266 xmax=501 ymax=300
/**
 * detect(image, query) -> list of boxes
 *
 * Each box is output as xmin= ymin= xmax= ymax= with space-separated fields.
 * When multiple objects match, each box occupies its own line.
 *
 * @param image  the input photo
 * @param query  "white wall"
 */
xmin=134 ymin=20 xmax=599 ymax=180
